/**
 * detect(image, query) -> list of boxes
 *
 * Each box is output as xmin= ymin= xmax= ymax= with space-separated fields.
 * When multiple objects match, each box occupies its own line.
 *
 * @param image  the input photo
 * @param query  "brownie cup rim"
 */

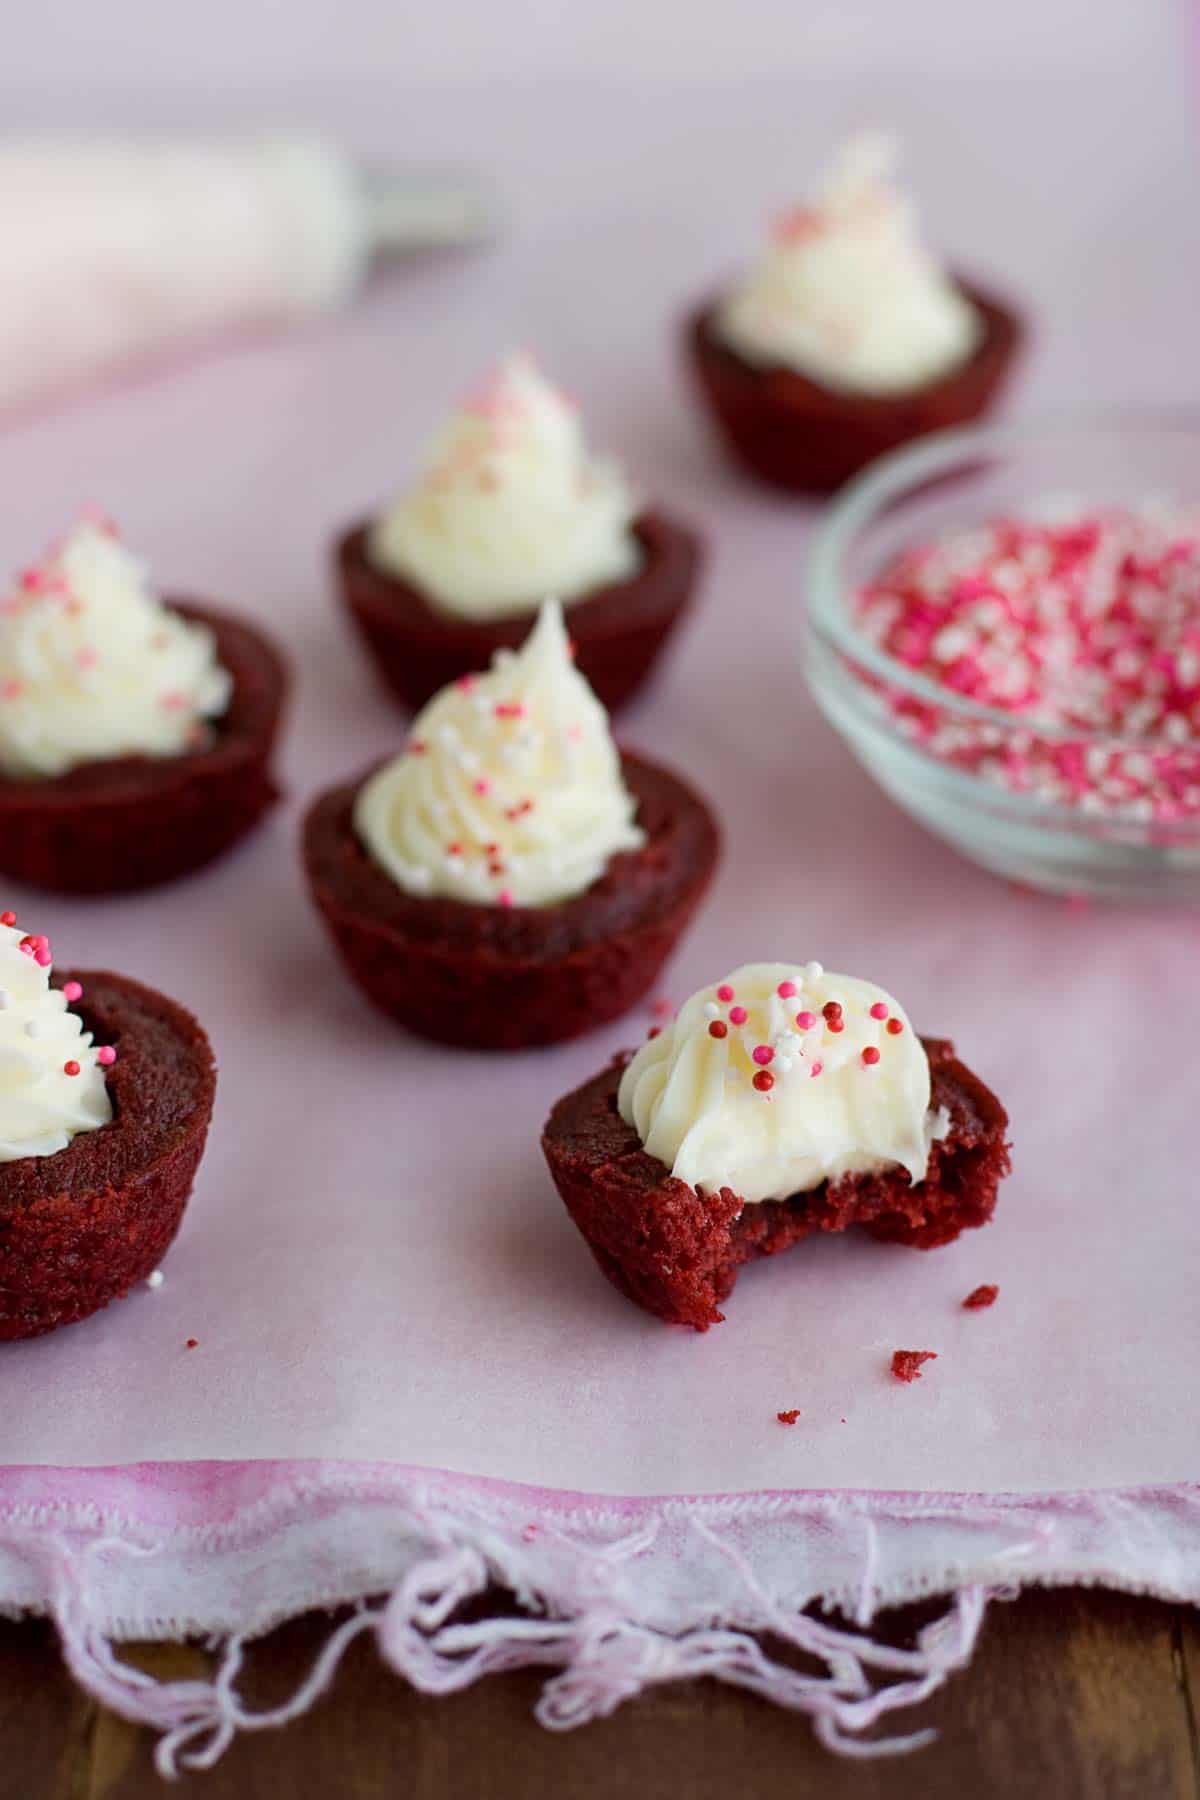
xmin=0 ymin=599 xmax=288 ymax=812
xmin=0 ymin=967 xmax=216 ymax=1212
xmin=687 ymin=273 xmax=1024 ymax=416
xmin=302 ymin=747 xmax=721 ymax=971
xmin=335 ymin=507 xmax=704 ymax=645
xmin=543 ymin=1034 xmax=1010 ymax=1212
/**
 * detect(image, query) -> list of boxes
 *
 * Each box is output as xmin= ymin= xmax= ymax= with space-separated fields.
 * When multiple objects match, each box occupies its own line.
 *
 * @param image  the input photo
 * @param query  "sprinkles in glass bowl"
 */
xmin=807 ymin=417 xmax=1200 ymax=902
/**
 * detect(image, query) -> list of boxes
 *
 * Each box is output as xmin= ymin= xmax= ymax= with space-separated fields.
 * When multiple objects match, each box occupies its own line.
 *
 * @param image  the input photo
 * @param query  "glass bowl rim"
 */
xmin=806 ymin=408 xmax=1200 ymax=756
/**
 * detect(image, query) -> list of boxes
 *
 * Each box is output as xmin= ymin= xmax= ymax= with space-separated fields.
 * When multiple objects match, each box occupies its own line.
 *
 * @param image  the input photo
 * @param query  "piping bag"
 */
xmin=0 ymin=134 xmax=498 ymax=417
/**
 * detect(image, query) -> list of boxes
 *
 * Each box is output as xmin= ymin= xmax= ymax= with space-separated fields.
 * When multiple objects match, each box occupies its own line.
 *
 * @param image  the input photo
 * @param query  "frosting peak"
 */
xmin=0 ymin=518 xmax=232 ymax=779
xmin=618 ymin=962 xmax=940 ymax=1205
xmin=717 ymin=134 xmax=981 ymax=396
xmin=354 ymin=600 xmax=645 ymax=907
xmin=367 ymin=352 xmax=641 ymax=618
xmin=0 ymin=919 xmax=113 ymax=1163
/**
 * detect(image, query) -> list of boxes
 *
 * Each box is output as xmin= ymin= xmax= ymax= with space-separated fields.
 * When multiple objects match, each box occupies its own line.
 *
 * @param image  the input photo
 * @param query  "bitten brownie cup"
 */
xmin=542 ymin=962 xmax=1010 ymax=1329
xmin=0 ymin=920 xmax=216 ymax=1341
xmin=303 ymin=600 xmax=720 ymax=1049
xmin=0 ymin=604 xmax=287 ymax=894
xmin=687 ymin=281 xmax=1022 ymax=498
xmin=337 ymin=508 xmax=702 ymax=717
xmin=304 ymin=750 xmax=718 ymax=1049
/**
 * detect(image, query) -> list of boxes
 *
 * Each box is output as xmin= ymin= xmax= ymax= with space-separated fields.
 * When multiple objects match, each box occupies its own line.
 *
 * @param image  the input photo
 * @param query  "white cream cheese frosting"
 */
xmin=367 ymin=351 xmax=641 ymax=619
xmin=0 ymin=919 xmax=113 ymax=1163
xmin=618 ymin=961 xmax=946 ymax=1205
xmin=717 ymin=133 xmax=981 ymax=396
xmin=0 ymin=517 xmax=233 ymax=780
xmin=354 ymin=599 xmax=644 ymax=907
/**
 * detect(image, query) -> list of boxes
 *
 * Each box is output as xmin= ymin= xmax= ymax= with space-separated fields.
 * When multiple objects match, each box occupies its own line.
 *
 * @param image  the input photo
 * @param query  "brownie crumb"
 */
xmin=963 ymin=1284 xmax=999 ymax=1310
xmin=776 ymin=1408 xmax=800 ymax=1426
xmin=891 ymin=1349 xmax=937 ymax=1383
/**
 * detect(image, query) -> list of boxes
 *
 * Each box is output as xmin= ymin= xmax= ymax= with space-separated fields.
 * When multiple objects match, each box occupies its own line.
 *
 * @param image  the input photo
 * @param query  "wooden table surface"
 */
xmin=2 ymin=1589 xmax=1197 ymax=1799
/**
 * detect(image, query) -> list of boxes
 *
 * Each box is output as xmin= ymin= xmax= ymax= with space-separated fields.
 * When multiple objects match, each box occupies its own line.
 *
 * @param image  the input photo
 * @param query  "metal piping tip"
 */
xmin=362 ymin=165 xmax=503 ymax=259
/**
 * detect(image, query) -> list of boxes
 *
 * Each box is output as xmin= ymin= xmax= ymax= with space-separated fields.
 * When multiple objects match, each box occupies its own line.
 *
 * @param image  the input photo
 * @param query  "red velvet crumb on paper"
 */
xmin=776 ymin=1409 xmax=800 ymax=1426
xmin=185 ymin=1338 xmax=199 ymax=1350
xmin=891 ymin=1350 xmax=937 ymax=1383
xmin=963 ymin=1283 xmax=999 ymax=1310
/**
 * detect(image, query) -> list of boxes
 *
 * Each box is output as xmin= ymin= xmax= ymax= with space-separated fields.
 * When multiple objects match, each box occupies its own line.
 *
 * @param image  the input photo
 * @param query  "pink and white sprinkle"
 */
xmin=855 ymin=503 xmax=1200 ymax=821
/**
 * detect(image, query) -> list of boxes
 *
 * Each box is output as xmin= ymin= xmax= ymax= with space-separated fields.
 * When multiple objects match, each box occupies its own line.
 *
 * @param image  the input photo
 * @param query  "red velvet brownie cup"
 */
xmin=304 ymin=601 xmax=719 ymax=1048
xmin=0 ymin=515 xmax=286 ymax=893
xmin=336 ymin=352 xmax=702 ymax=715
xmin=0 ymin=912 xmax=216 ymax=1340
xmin=685 ymin=134 xmax=1022 ymax=497
xmin=543 ymin=960 xmax=1010 ymax=1328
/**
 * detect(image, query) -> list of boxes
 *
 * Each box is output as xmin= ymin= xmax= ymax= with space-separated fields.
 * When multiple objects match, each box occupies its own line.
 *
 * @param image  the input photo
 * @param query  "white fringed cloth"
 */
xmin=2 ymin=1461 xmax=1197 ymax=1773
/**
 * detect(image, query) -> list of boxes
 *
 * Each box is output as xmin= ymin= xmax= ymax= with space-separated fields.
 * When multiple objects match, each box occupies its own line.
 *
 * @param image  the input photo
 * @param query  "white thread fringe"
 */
xmin=2 ymin=1470 xmax=1196 ymax=1776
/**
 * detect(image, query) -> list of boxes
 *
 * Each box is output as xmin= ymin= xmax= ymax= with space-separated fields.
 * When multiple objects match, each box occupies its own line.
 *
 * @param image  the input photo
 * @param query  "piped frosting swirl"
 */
xmin=368 ymin=352 xmax=641 ymax=618
xmin=717 ymin=134 xmax=980 ymax=396
xmin=618 ymin=961 xmax=944 ymax=1205
xmin=354 ymin=600 xmax=644 ymax=907
xmin=0 ymin=517 xmax=232 ymax=779
xmin=0 ymin=917 xmax=113 ymax=1163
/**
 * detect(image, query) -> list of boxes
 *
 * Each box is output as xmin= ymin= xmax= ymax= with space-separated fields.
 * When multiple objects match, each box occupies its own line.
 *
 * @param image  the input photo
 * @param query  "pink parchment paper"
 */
xmin=0 ymin=61 xmax=1197 ymax=1507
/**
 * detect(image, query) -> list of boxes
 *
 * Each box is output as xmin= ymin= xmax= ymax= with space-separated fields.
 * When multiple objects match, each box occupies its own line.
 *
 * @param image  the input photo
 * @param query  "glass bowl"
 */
xmin=806 ymin=415 xmax=1200 ymax=904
